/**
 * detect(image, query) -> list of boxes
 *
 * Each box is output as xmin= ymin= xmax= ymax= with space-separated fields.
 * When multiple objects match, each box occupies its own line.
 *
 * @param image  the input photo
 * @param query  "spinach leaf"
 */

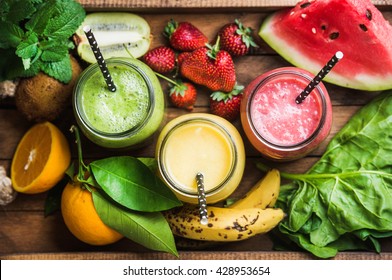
xmin=90 ymin=156 xmax=182 ymax=212
xmin=92 ymin=191 xmax=178 ymax=257
xmin=273 ymin=92 xmax=392 ymax=258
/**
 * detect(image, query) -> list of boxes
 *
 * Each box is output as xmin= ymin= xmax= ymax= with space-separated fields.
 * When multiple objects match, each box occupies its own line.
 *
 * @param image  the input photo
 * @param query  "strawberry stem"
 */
xmin=234 ymin=19 xmax=258 ymax=49
xmin=164 ymin=19 xmax=178 ymax=38
xmin=154 ymin=71 xmax=181 ymax=87
xmin=210 ymin=83 xmax=244 ymax=102
xmin=206 ymin=36 xmax=221 ymax=60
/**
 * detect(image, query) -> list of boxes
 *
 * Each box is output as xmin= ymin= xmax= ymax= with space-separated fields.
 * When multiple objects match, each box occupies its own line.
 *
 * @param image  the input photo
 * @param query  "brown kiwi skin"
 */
xmin=15 ymin=55 xmax=82 ymax=122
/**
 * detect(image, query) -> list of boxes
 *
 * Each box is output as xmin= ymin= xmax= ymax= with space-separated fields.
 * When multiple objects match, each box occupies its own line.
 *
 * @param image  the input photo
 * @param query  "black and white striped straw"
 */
xmin=295 ymin=51 xmax=343 ymax=104
xmin=196 ymin=172 xmax=208 ymax=225
xmin=83 ymin=26 xmax=116 ymax=92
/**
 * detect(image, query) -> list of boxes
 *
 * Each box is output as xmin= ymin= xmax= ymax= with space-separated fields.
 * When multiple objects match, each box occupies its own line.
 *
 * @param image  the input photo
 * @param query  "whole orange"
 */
xmin=61 ymin=181 xmax=123 ymax=246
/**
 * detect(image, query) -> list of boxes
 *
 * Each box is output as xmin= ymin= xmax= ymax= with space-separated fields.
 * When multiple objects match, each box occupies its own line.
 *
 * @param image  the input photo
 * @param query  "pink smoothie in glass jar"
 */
xmin=240 ymin=67 xmax=332 ymax=161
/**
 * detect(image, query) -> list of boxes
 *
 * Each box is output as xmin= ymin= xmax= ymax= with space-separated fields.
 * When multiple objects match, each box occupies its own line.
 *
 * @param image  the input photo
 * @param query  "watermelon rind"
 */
xmin=259 ymin=3 xmax=392 ymax=91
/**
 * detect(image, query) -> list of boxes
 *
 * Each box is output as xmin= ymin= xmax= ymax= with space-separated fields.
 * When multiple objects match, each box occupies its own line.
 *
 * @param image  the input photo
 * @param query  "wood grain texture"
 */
xmin=2 ymin=251 xmax=392 ymax=260
xmin=77 ymin=0 xmax=392 ymax=11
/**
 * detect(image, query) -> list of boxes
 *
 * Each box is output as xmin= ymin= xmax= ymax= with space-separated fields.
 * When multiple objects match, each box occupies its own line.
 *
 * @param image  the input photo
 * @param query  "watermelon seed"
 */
xmin=300 ymin=2 xmax=311 ymax=9
xmin=329 ymin=32 xmax=339 ymax=40
xmin=366 ymin=9 xmax=372 ymax=20
xmin=321 ymin=25 xmax=326 ymax=31
xmin=359 ymin=24 xmax=368 ymax=32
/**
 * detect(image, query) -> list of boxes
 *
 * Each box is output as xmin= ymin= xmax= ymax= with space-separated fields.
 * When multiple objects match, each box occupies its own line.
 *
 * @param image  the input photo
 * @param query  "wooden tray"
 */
xmin=1 ymin=0 xmax=392 ymax=260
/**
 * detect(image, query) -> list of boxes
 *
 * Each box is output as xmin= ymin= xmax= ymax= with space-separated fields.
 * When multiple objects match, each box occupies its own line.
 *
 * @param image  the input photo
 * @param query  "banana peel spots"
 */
xmin=164 ymin=204 xmax=284 ymax=242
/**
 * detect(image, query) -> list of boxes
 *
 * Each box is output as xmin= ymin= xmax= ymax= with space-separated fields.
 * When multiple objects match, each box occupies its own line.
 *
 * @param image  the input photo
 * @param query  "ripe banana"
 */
xmin=228 ymin=169 xmax=280 ymax=210
xmin=163 ymin=204 xmax=284 ymax=242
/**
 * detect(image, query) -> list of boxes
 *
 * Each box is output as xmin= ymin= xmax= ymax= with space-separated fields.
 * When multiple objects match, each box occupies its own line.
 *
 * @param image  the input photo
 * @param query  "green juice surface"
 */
xmin=81 ymin=64 xmax=150 ymax=134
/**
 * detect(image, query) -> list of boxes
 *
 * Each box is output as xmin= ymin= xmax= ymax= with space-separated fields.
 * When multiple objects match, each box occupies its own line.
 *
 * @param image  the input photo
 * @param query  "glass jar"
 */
xmin=240 ymin=67 xmax=332 ymax=161
xmin=156 ymin=113 xmax=245 ymax=204
xmin=73 ymin=57 xmax=164 ymax=149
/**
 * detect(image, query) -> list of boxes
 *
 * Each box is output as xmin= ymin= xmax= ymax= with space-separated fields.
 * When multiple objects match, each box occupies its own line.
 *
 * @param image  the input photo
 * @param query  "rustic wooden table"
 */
xmin=1 ymin=0 xmax=391 ymax=260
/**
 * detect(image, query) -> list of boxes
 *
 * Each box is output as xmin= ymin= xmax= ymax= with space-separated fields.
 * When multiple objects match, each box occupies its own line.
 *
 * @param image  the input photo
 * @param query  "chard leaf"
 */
xmin=90 ymin=156 xmax=182 ymax=212
xmin=275 ymin=92 xmax=392 ymax=258
xmin=92 ymin=191 xmax=178 ymax=257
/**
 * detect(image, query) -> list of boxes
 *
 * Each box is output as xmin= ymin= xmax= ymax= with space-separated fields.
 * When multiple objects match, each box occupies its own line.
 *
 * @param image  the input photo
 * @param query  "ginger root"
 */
xmin=0 ymin=166 xmax=17 ymax=206
xmin=0 ymin=80 xmax=19 ymax=98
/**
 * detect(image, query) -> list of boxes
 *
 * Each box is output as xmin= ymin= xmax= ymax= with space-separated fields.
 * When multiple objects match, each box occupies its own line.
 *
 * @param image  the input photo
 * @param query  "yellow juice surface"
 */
xmin=157 ymin=113 xmax=245 ymax=204
xmin=163 ymin=122 xmax=233 ymax=193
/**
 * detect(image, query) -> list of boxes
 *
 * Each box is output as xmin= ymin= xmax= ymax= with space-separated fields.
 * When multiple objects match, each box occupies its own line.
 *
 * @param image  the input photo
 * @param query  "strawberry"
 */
xmin=179 ymin=38 xmax=236 ymax=92
xmin=143 ymin=46 xmax=176 ymax=74
xmin=209 ymin=84 xmax=244 ymax=121
xmin=218 ymin=19 xmax=258 ymax=57
xmin=169 ymin=80 xmax=197 ymax=111
xmin=164 ymin=19 xmax=208 ymax=52
xmin=176 ymin=52 xmax=191 ymax=69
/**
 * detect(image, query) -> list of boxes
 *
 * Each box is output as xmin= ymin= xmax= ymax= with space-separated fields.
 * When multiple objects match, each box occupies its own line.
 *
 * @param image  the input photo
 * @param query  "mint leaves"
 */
xmin=0 ymin=0 xmax=85 ymax=83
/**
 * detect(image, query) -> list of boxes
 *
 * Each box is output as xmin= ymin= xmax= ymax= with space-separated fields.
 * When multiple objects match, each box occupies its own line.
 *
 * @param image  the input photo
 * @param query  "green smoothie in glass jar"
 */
xmin=73 ymin=57 xmax=164 ymax=149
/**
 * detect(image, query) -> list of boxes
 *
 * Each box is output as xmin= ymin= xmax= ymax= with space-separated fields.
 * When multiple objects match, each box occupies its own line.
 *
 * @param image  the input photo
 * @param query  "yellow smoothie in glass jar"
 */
xmin=156 ymin=113 xmax=245 ymax=204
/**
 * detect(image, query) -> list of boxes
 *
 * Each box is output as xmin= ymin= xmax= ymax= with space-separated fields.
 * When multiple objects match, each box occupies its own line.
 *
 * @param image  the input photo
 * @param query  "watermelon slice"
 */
xmin=259 ymin=0 xmax=392 ymax=91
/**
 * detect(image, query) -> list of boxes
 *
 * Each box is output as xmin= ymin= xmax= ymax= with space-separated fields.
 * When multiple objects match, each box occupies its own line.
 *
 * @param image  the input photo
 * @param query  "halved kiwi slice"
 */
xmin=74 ymin=13 xmax=152 ymax=63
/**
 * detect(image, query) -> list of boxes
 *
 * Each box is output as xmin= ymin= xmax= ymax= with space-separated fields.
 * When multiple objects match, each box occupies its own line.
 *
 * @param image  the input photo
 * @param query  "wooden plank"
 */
xmin=2 ymin=251 xmax=392 ymax=260
xmin=2 ymin=211 xmax=390 ymax=259
xmin=78 ymin=0 xmax=392 ymax=11
xmin=0 ymin=211 xmax=274 ymax=255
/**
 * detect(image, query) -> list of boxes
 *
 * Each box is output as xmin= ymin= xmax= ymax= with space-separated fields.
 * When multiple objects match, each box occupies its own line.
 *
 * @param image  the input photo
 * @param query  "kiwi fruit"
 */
xmin=74 ymin=13 xmax=152 ymax=63
xmin=15 ymin=56 xmax=82 ymax=122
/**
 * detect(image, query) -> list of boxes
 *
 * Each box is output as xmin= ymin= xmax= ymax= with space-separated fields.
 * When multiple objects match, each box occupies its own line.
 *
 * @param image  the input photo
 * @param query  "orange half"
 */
xmin=11 ymin=122 xmax=71 ymax=194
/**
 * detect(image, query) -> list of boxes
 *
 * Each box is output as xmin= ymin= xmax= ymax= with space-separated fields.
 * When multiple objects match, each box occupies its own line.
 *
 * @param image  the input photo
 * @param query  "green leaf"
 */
xmin=137 ymin=157 xmax=158 ymax=173
xmin=0 ymin=0 xmax=11 ymax=21
xmin=22 ymin=58 xmax=31 ymax=70
xmin=44 ymin=0 xmax=85 ymax=39
xmin=0 ymin=21 xmax=24 ymax=48
xmin=5 ymin=0 xmax=36 ymax=23
xmin=1 ymin=0 xmax=85 ymax=83
xmin=16 ymin=32 xmax=39 ymax=59
xmin=0 ymin=49 xmax=41 ymax=80
xmin=90 ymin=156 xmax=182 ymax=212
xmin=40 ymin=54 xmax=72 ymax=83
xmin=41 ymin=43 xmax=69 ymax=62
xmin=25 ymin=0 xmax=57 ymax=35
xmin=274 ymin=92 xmax=392 ymax=258
xmin=279 ymin=223 xmax=338 ymax=259
xmin=92 ymin=191 xmax=178 ymax=257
